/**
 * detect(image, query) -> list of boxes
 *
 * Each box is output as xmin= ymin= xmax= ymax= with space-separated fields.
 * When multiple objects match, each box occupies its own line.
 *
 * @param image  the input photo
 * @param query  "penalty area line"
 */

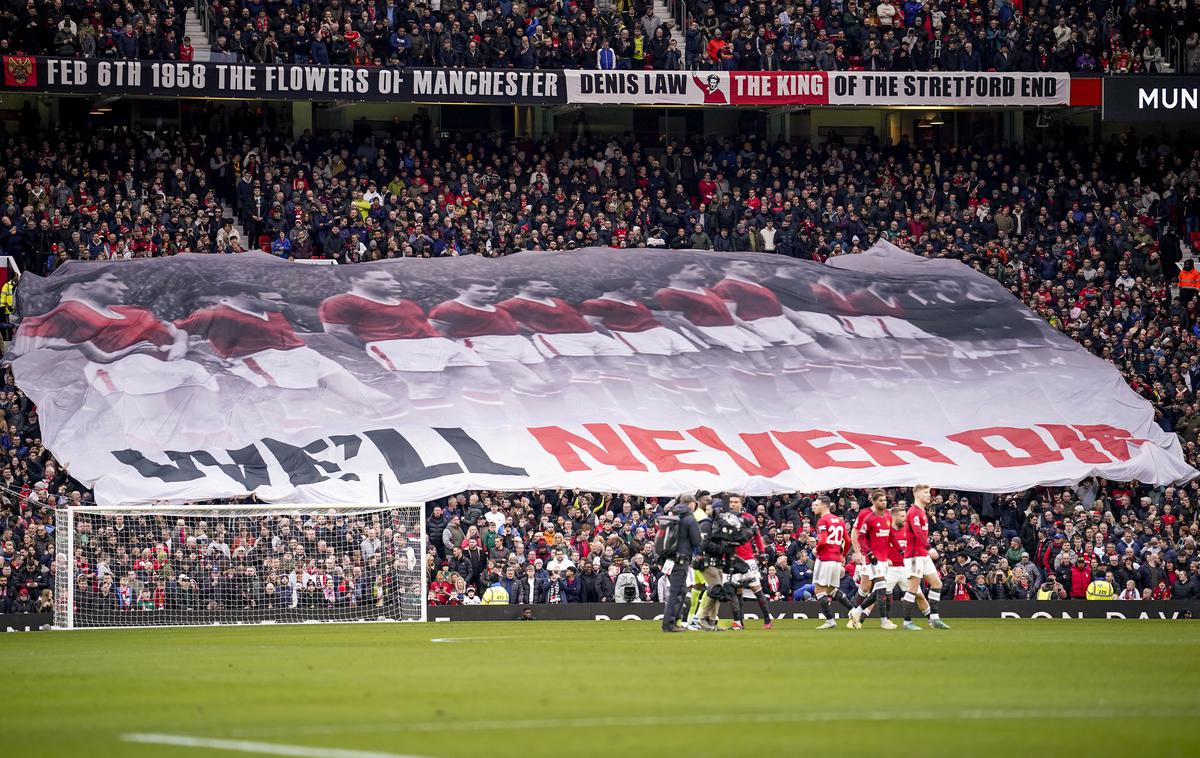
xmin=121 ymin=733 xmax=436 ymax=758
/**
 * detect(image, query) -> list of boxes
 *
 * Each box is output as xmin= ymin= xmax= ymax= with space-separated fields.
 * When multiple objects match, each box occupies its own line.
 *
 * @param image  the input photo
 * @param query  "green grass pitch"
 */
xmin=7 ymin=619 xmax=1199 ymax=758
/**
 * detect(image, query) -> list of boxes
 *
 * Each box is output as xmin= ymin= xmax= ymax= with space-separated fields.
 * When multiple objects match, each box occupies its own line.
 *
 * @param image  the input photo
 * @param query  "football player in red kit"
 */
xmin=429 ymin=278 xmax=558 ymax=397
xmin=581 ymin=277 xmax=700 ymax=358
xmin=726 ymin=494 xmax=772 ymax=630
xmin=903 ymin=484 xmax=950 ymax=630
xmin=652 ymin=262 xmax=772 ymax=375
xmin=14 ymin=269 xmax=218 ymax=447
xmin=497 ymin=277 xmax=632 ymax=384
xmin=712 ymin=260 xmax=832 ymax=374
xmin=848 ymin=494 xmax=876 ymax=619
xmin=175 ymin=281 xmax=394 ymax=417
xmin=581 ymin=277 xmax=706 ymax=398
xmin=811 ymin=495 xmax=856 ymax=629
xmin=848 ymin=489 xmax=898 ymax=629
xmin=318 ymin=267 xmax=500 ymax=407
xmin=882 ymin=505 xmax=910 ymax=627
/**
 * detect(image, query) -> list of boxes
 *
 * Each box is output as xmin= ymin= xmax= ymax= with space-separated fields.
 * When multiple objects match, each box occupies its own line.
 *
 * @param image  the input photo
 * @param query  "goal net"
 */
xmin=54 ymin=503 xmax=426 ymax=629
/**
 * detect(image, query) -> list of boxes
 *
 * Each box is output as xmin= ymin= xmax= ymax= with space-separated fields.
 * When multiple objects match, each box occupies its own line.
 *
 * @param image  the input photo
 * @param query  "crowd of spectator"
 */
xmin=5 ymin=0 xmax=1198 ymax=73
xmin=3 ymin=101 xmax=1200 ymax=613
xmin=420 ymin=483 xmax=1200 ymax=606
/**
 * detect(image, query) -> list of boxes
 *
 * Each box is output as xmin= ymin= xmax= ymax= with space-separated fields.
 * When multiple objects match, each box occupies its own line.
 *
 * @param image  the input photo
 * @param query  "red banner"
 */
xmin=729 ymin=72 xmax=829 ymax=105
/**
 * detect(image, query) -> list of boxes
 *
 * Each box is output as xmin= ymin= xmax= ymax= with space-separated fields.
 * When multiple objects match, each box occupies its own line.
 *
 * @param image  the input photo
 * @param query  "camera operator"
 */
xmin=693 ymin=498 xmax=757 ymax=631
xmin=660 ymin=493 xmax=703 ymax=633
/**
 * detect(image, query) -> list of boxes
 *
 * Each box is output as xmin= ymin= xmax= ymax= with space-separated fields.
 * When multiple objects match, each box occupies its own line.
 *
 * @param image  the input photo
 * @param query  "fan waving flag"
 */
xmin=9 ymin=243 xmax=1195 ymax=506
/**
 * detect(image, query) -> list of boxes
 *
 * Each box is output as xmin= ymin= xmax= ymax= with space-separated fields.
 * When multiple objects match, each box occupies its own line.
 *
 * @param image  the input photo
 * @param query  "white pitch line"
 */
xmin=429 ymin=636 xmax=524 ymax=643
xmin=121 ymin=733 xmax=435 ymax=758
xmin=224 ymin=707 xmax=1200 ymax=739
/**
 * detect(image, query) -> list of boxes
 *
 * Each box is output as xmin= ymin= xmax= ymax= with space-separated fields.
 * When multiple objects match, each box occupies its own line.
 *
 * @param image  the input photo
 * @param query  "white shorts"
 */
xmin=859 ymin=560 xmax=887 ymax=581
xmin=610 ymin=326 xmax=700 ymax=356
xmin=791 ymin=311 xmax=848 ymax=337
xmin=838 ymin=315 xmax=891 ymax=339
xmin=366 ymin=337 xmax=487 ymax=372
xmin=905 ymin=555 xmax=938 ymax=579
xmin=459 ymin=334 xmax=545 ymax=365
xmin=693 ymin=324 xmax=765 ymax=352
xmin=879 ymin=316 xmax=934 ymax=340
xmin=733 ymin=559 xmax=762 ymax=586
xmin=86 ymin=353 xmax=217 ymax=396
xmin=231 ymin=347 xmax=344 ymax=389
xmin=885 ymin=564 xmax=908 ymax=591
xmin=746 ymin=314 xmax=815 ymax=346
xmin=530 ymin=331 xmax=633 ymax=358
xmin=813 ymin=559 xmax=844 ymax=587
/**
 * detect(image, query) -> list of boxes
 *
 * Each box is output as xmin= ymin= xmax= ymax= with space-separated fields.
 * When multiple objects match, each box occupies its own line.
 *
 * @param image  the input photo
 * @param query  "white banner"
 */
xmin=828 ymin=71 xmax=1070 ymax=106
xmin=9 ymin=242 xmax=1193 ymax=505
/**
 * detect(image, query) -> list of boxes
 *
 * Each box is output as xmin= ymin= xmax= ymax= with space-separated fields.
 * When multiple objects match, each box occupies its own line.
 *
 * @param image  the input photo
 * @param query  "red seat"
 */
xmin=258 ymin=234 xmax=271 ymax=253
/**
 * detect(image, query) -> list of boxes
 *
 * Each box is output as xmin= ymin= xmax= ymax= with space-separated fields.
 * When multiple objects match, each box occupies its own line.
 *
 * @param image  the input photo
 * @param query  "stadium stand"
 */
xmin=0 ymin=105 xmax=1198 ymax=614
xmin=2 ymin=0 xmax=1195 ymax=72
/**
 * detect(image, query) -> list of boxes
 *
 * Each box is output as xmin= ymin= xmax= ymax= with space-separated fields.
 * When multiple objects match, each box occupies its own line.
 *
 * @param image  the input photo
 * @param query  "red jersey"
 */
xmin=858 ymin=509 xmax=891 ymax=561
xmin=580 ymin=297 xmax=660 ymax=333
xmin=497 ymin=296 xmax=592 ymax=335
xmin=21 ymin=301 xmax=173 ymax=354
xmin=815 ymin=512 xmax=848 ymax=562
xmin=846 ymin=289 xmax=904 ymax=317
xmin=318 ymin=293 xmax=437 ymax=341
xmin=852 ymin=507 xmax=873 ymax=554
xmin=653 ymin=287 xmax=736 ymax=326
xmin=733 ymin=512 xmax=766 ymax=561
xmin=887 ymin=523 xmax=909 ymax=565
xmin=711 ymin=277 xmax=785 ymax=320
xmin=428 ymin=300 xmax=521 ymax=338
xmin=904 ymin=506 xmax=931 ymax=558
xmin=175 ymin=305 xmax=304 ymax=359
xmin=810 ymin=281 xmax=855 ymax=313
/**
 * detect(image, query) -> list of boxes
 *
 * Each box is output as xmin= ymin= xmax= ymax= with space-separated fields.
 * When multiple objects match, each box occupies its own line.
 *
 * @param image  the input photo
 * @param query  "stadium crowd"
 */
xmin=4 ymin=0 xmax=1198 ymax=73
xmin=2 ymin=104 xmax=1200 ymax=613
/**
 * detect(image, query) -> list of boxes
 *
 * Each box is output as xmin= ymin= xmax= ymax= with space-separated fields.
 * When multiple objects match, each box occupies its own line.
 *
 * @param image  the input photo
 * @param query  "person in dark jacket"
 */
xmin=660 ymin=493 xmax=703 ymax=632
xmin=562 ymin=567 xmax=582 ymax=603
xmin=513 ymin=564 xmax=548 ymax=604
xmin=579 ymin=562 xmax=604 ymax=602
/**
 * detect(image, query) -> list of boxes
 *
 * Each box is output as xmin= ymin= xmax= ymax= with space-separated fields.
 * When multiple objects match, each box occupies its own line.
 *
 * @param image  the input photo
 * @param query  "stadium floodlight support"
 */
xmin=54 ymin=502 xmax=426 ymax=630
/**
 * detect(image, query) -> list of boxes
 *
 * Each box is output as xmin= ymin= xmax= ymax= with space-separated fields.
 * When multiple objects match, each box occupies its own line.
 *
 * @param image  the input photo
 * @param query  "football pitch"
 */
xmin=7 ymin=619 xmax=1199 ymax=758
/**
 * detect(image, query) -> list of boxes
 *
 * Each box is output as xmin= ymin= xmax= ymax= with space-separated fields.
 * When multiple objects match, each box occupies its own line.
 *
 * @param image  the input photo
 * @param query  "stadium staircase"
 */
xmin=185 ymin=7 xmax=211 ymax=62
xmin=652 ymin=0 xmax=685 ymax=50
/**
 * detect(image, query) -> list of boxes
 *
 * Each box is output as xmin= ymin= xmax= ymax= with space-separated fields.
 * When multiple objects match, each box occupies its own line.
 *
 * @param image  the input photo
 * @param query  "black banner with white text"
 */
xmin=0 ymin=56 xmax=1082 ymax=107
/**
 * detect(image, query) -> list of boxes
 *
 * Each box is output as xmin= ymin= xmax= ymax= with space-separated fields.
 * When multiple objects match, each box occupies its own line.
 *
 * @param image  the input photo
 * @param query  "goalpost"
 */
xmin=54 ymin=503 xmax=427 ymax=629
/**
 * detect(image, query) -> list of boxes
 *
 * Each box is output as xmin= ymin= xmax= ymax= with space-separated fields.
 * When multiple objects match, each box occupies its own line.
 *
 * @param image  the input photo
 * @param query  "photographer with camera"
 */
xmin=659 ymin=493 xmax=704 ymax=633
xmin=692 ymin=497 xmax=759 ymax=631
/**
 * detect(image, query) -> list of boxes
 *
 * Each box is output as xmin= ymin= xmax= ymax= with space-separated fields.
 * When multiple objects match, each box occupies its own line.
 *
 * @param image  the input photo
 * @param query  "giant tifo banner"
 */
xmin=0 ymin=56 xmax=1087 ymax=106
xmin=8 ymin=243 xmax=1195 ymax=506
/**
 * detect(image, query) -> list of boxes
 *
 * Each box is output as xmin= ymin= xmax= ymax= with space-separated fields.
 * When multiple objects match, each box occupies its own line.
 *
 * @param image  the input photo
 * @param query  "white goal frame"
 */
xmin=55 ymin=502 xmax=427 ymax=630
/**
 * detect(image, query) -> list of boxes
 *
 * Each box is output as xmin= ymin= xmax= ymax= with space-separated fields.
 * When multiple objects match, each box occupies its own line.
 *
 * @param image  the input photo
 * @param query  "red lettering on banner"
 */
xmin=621 ymin=425 xmax=719 ymax=475
xmin=528 ymin=424 xmax=648 ymax=472
xmin=687 ymin=427 xmax=788 ymax=477
xmin=1038 ymin=424 xmax=1111 ymax=464
xmin=838 ymin=431 xmax=955 ymax=467
xmin=1072 ymin=424 xmax=1149 ymax=462
xmin=772 ymin=429 xmax=872 ymax=469
xmin=947 ymin=427 xmax=1063 ymax=467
